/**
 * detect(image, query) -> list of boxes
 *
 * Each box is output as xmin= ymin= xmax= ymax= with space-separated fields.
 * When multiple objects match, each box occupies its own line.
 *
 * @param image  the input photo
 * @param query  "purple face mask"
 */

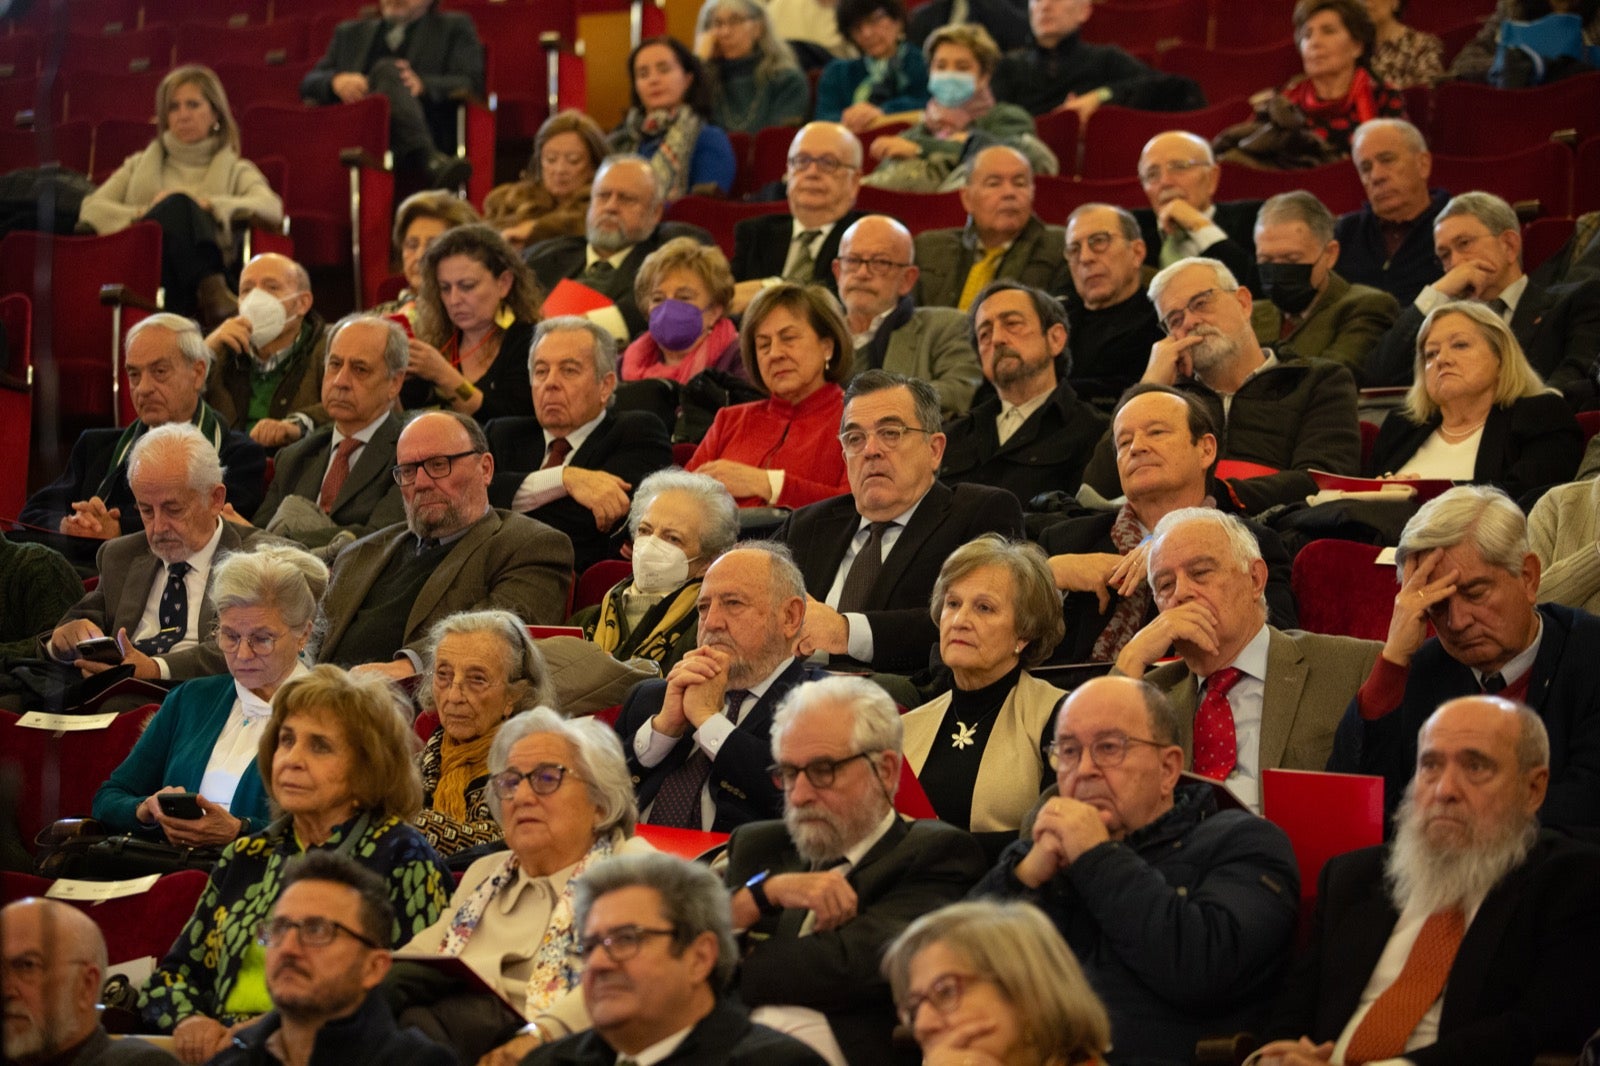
xmin=648 ymin=298 xmax=705 ymax=351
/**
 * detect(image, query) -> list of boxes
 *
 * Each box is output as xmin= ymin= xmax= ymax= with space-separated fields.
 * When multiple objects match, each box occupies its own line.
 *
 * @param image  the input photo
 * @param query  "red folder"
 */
xmin=541 ymin=278 xmax=615 ymax=317
xmin=1261 ymin=768 xmax=1384 ymax=897
xmin=895 ymin=760 xmax=938 ymax=819
xmin=1308 ymin=468 xmax=1455 ymax=503
xmin=635 ymin=823 xmax=731 ymax=859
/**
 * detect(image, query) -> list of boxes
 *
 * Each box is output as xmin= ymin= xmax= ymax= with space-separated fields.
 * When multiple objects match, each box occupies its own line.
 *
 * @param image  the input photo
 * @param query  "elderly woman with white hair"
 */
xmin=694 ymin=0 xmax=810 ymax=133
xmin=389 ymin=707 xmax=654 ymax=1063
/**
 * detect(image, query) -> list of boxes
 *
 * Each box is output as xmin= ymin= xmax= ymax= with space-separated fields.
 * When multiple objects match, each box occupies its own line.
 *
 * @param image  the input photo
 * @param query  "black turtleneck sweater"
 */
xmin=991 ymin=32 xmax=1204 ymax=116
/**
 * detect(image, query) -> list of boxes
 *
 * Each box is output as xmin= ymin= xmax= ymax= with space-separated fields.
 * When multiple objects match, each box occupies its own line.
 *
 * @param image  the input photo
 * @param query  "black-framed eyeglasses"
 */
xmin=576 ymin=925 xmax=678 ymax=962
xmin=1138 ymin=158 xmax=1211 ymax=185
xmin=392 ymin=449 xmax=483 ymax=486
xmin=1045 ymin=732 xmax=1166 ymax=770
xmin=838 ymin=424 xmax=932 ymax=455
xmin=1160 ymin=287 xmax=1232 ymax=335
xmin=898 ymin=971 xmax=985 ymax=1029
xmin=1065 ymin=230 xmax=1119 ymax=260
xmin=489 ymin=762 xmax=583 ymax=801
xmin=257 ymin=916 xmax=380 ymax=949
xmin=836 ymin=255 xmax=910 ymax=276
xmin=787 ymin=153 xmax=856 ymax=175
xmin=769 ymin=750 xmax=874 ymax=790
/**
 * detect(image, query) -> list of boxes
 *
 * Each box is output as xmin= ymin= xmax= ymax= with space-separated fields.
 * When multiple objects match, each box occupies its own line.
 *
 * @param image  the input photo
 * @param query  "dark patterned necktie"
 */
xmin=135 ymin=561 xmax=190 ymax=655
xmin=784 ymin=229 xmax=823 ymax=282
xmin=1482 ymin=672 xmax=1507 ymax=694
xmin=646 ymin=689 xmax=749 ymax=829
xmin=581 ymin=258 xmax=616 ymax=287
xmin=836 ymin=522 xmax=893 ymax=614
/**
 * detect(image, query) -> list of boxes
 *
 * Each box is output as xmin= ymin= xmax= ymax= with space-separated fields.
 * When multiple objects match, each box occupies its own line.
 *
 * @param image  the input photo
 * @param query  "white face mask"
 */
xmin=631 ymin=534 xmax=693 ymax=594
xmin=238 ymin=288 xmax=297 ymax=349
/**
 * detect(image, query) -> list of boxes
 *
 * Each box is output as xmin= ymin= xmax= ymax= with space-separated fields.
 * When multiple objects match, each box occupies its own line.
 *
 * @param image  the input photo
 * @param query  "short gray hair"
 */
xmin=1436 ymin=190 xmax=1519 ymax=241
xmin=721 ymin=540 xmax=807 ymax=603
xmin=419 ymin=609 xmax=550 ymax=713
xmin=1352 ymin=117 xmax=1428 ymax=156
xmin=1066 ymin=202 xmax=1141 ymax=242
xmin=1395 ymin=484 xmax=1530 ymax=578
xmin=210 ymin=543 xmax=329 ymax=631
xmin=489 ymin=707 xmax=638 ymax=836
xmin=626 ymin=469 xmax=740 ymax=559
xmin=127 ymin=312 xmax=212 ymax=374
xmin=575 ymin=852 xmax=739 ymax=991
xmin=598 ymin=153 xmax=666 ymax=212
xmin=1148 ymin=256 xmax=1240 ymax=312
xmin=771 ymin=675 xmax=903 ymax=762
xmin=530 ymin=315 xmax=619 ymax=380
xmin=1257 ymin=189 xmax=1335 ymax=245
xmin=1147 ymin=507 xmax=1267 ymax=611
xmin=127 ymin=421 xmax=224 ymax=494
xmin=328 ymin=313 xmax=410 ymax=377
xmin=843 ymin=369 xmax=943 ymax=439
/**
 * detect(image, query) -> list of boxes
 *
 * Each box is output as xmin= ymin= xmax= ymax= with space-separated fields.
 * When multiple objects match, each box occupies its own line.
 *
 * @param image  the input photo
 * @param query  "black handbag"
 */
xmin=33 ymin=818 xmax=222 ymax=881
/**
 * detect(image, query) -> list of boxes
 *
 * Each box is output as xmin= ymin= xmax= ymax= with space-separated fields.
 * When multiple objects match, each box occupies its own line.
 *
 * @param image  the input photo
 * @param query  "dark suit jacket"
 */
xmin=317 ymin=508 xmax=574 ymax=665
xmin=774 ymin=481 xmax=1026 ymax=673
xmin=1135 ymin=199 xmax=1263 ymax=295
xmin=485 ymin=409 xmax=673 ymax=573
xmin=1366 ymin=394 xmax=1582 ymax=506
xmin=730 ymin=211 xmax=865 ymax=296
xmin=251 ymin=413 xmax=405 ymax=548
xmin=907 ymin=0 xmax=1032 ymax=52
xmin=525 ymin=997 xmax=827 ymax=1066
xmin=939 ymin=378 xmax=1107 ymax=509
xmin=1266 ymin=832 xmax=1600 ymax=1065
xmin=724 ymin=816 xmax=988 ymax=1066
xmin=616 ymin=658 xmax=829 ymax=833
xmin=913 ymin=216 xmax=1069 ymax=308
xmin=523 ymin=222 xmax=715 ymax=339
xmin=1250 ymin=270 xmax=1399 ymax=380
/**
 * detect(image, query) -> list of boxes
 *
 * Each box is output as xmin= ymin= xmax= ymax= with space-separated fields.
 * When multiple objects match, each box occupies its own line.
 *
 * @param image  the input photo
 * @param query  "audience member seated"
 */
xmin=730 ymin=122 xmax=866 ymax=312
xmin=617 ymin=543 xmax=826 ymax=833
xmin=1365 ymin=191 xmax=1600 ymax=404
xmin=767 ymin=0 xmax=853 ymax=63
xmin=973 ymin=675 xmax=1300 ymax=1064
xmin=815 ymin=0 xmax=929 ymax=131
xmin=686 ymin=283 xmax=853 ymax=508
xmin=776 ymin=370 xmax=1026 ymax=673
xmin=374 ymin=191 xmax=481 ymax=325
xmin=92 ymin=544 xmax=326 ymax=843
xmin=246 ymin=315 xmax=408 ymax=548
xmin=609 ymin=37 xmax=737 ymax=199
xmin=573 ymin=470 xmax=739 ymax=672
xmin=863 ymin=25 xmax=1056 ymax=192
xmin=1366 ymin=0 xmax=1444 ymax=87
xmin=300 ymin=0 xmax=481 ymax=190
xmin=837 ymin=215 xmax=982 ymax=417
xmin=906 ymin=0 xmax=1031 ymax=53
xmin=483 ymin=111 xmax=606 ymax=254
xmin=526 ymin=155 xmax=716 ymax=341
xmin=903 ymin=536 xmax=1065 ymax=852
xmin=1134 ymin=131 xmax=1260 ymax=292
xmin=214 ymin=853 xmax=454 ymax=1066
xmin=204 ymin=254 xmax=329 ymax=449
xmin=79 ymin=65 xmax=280 ymax=326
xmin=1368 ymin=302 xmax=1582 ymax=503
xmin=942 ymin=280 xmax=1106 ymax=506
xmin=44 ymin=423 xmax=268 ymax=682
xmin=20 ymin=314 xmax=266 ymax=559
xmin=412 ymin=610 xmax=548 ymax=857
xmin=884 ymin=900 xmax=1113 ymax=1066
xmin=694 ymin=0 xmax=811 ymax=135
xmin=391 ymin=708 xmax=651 ymax=1061
xmin=1334 ymin=118 xmax=1449 ymax=306
xmin=1038 ymin=385 xmax=1296 ymax=664
xmin=1451 ymin=0 xmax=1600 ymax=81
xmin=315 ymin=411 xmax=574 ymax=675
xmin=1113 ymin=509 xmax=1381 ymax=811
xmin=1081 ymin=256 xmax=1362 ymax=514
xmin=725 ymin=676 xmax=988 ymax=1066
xmin=0 ymin=534 xmax=81 ymax=664
xmin=1261 ymin=697 xmax=1600 ymax=1066
xmin=914 ymin=145 xmax=1069 ymax=311
xmin=1057 ymin=203 xmax=1165 ymax=413
xmin=521 ymin=853 xmax=828 ymax=1066
xmin=2 ymin=897 xmax=178 ymax=1066
xmin=622 ymin=237 xmax=744 ymax=385
xmin=991 ymin=0 xmax=1203 ymax=120
xmin=138 ymin=666 xmax=452 ymax=1062
xmin=487 ymin=318 xmax=672 ymax=573
xmin=1530 ymin=473 xmax=1600 ymax=614
xmin=400 ymin=224 xmax=540 ymax=424
xmin=1252 ymin=190 xmax=1398 ymax=376
xmin=1330 ymin=484 xmax=1600 ymax=833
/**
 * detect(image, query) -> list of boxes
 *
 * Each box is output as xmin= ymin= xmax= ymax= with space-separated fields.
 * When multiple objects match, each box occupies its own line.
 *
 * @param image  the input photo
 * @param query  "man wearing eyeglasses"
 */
xmin=972 ymin=674 xmax=1299 ymax=1065
xmin=316 ymin=410 xmax=573 ymax=676
xmin=1132 ymin=131 xmax=1261 ymax=295
xmin=1056 ymin=203 xmax=1165 ymax=414
xmin=834 ymin=215 xmax=981 ymax=419
xmin=724 ymin=676 xmax=987 ymax=1066
xmin=729 ymin=123 xmax=865 ymax=315
xmin=210 ymin=851 xmax=452 ymax=1066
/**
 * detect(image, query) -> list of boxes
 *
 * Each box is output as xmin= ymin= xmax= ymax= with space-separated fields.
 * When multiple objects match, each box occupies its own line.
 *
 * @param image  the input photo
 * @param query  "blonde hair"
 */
xmin=157 ymin=64 xmax=240 ymax=154
xmin=632 ymin=236 xmax=736 ymax=317
xmin=923 ymin=22 xmax=1001 ymax=76
xmin=1404 ymin=302 xmax=1553 ymax=424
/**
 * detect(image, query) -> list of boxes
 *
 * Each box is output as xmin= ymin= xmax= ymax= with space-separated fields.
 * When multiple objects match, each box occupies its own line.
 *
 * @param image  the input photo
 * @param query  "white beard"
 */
xmin=1385 ymin=786 xmax=1536 ymax=916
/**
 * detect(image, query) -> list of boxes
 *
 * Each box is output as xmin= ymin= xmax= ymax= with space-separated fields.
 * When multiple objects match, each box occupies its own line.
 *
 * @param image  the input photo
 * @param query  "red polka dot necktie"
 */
xmin=1192 ymin=666 xmax=1243 ymax=781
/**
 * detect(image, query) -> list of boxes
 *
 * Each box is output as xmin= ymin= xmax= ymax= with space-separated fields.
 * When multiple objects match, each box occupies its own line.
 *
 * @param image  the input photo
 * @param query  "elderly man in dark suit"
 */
xmin=486 ymin=317 xmax=671 ymax=574
xmin=315 ymin=410 xmax=573 ymax=677
xmin=1134 ymin=130 xmax=1261 ymax=294
xmin=724 ymin=676 xmax=987 ymax=1066
xmin=246 ymin=315 xmax=408 ymax=548
xmin=1262 ymin=697 xmax=1600 ymax=1066
xmin=774 ymin=370 xmax=1025 ymax=675
xmin=300 ymin=0 xmax=481 ymax=187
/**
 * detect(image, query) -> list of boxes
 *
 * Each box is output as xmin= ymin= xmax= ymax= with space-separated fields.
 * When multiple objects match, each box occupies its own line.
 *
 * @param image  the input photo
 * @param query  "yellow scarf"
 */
xmin=435 ymin=729 xmax=498 ymax=823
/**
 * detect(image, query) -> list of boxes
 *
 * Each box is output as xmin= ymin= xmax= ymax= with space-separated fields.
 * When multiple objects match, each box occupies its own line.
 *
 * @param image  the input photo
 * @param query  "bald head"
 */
xmin=786 ymin=122 xmax=862 ymax=227
xmin=1138 ymin=130 xmax=1220 ymax=213
xmin=836 ymin=215 xmax=918 ymax=326
xmin=2 ymin=899 xmax=107 ymax=1062
xmin=963 ymin=146 xmax=1035 ymax=247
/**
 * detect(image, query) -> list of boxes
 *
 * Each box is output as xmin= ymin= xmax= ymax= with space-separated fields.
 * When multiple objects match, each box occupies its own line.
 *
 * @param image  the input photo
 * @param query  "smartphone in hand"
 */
xmin=157 ymin=793 xmax=205 ymax=820
xmin=75 ymin=637 xmax=124 ymax=665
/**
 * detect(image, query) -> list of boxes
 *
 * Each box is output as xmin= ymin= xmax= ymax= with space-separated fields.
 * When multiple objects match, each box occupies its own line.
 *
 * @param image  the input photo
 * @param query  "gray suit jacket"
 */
xmin=914 ymin=216 xmax=1069 ymax=309
xmin=317 ymin=508 xmax=573 ymax=664
xmin=251 ymin=414 xmax=405 ymax=547
xmin=852 ymin=306 xmax=982 ymax=417
xmin=1144 ymin=626 xmax=1382 ymax=774
xmin=1250 ymin=271 xmax=1399 ymax=381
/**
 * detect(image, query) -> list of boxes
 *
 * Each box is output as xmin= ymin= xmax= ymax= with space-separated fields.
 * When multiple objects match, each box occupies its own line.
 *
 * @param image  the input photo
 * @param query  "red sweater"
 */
xmin=688 ymin=384 xmax=850 ymax=508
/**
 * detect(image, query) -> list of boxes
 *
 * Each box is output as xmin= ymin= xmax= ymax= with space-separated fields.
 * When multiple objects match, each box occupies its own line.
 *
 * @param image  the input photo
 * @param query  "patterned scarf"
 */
xmin=99 ymin=400 xmax=229 ymax=500
xmin=592 ymin=576 xmax=701 ymax=663
xmin=1282 ymin=65 xmax=1384 ymax=132
xmin=434 ymin=729 xmax=497 ymax=823
xmin=923 ymin=84 xmax=997 ymax=139
xmin=1090 ymin=503 xmax=1154 ymax=662
xmin=612 ymin=105 xmax=703 ymax=200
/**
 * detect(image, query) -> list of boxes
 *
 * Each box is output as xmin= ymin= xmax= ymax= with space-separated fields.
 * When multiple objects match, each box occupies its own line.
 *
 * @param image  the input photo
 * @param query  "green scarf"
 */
xmin=97 ymin=400 xmax=230 ymax=500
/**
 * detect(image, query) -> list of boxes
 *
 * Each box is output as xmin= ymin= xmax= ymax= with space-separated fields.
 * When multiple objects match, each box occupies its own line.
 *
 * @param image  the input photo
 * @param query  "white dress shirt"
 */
xmin=821 ymin=494 xmax=928 ymax=662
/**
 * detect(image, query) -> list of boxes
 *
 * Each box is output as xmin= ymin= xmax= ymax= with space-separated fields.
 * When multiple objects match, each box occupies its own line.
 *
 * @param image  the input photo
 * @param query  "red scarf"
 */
xmin=1281 ymin=66 xmax=1384 ymax=137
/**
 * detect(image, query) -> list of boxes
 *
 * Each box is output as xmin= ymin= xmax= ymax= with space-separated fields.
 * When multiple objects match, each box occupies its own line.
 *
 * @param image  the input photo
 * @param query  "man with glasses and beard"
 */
xmin=723 ymin=676 xmax=986 ymax=1066
xmin=1257 ymin=697 xmax=1600 ymax=1066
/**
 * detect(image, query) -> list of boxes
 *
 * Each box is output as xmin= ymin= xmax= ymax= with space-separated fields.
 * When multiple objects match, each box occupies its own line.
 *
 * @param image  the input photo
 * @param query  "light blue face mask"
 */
xmin=927 ymin=71 xmax=978 ymax=107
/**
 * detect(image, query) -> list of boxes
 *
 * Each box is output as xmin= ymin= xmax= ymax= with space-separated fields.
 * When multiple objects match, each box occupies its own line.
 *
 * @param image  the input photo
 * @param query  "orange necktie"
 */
xmin=1343 ymin=906 xmax=1467 ymax=1063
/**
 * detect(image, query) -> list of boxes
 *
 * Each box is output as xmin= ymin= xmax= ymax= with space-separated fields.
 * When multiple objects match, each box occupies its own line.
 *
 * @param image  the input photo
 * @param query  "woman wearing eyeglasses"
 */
xmin=884 ymin=900 xmax=1112 ymax=1066
xmin=390 ymin=708 xmax=654 ymax=1065
xmin=412 ymin=610 xmax=551 ymax=857
xmin=902 ymin=536 xmax=1067 ymax=860
xmin=93 ymin=544 xmax=327 ymax=847
xmin=140 ymin=666 xmax=452 ymax=1063
xmin=687 ymin=282 xmax=854 ymax=509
